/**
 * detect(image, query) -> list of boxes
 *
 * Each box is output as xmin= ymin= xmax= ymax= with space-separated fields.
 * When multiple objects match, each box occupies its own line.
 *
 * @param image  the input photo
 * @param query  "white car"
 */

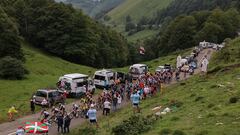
xmin=155 ymin=66 xmax=166 ymax=73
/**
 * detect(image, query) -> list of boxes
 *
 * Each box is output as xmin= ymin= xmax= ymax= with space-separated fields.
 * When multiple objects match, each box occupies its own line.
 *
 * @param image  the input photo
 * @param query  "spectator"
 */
xmin=130 ymin=91 xmax=141 ymax=113
xmin=56 ymin=114 xmax=64 ymax=133
xmin=30 ymin=98 xmax=35 ymax=114
xmin=64 ymin=114 xmax=72 ymax=133
xmin=87 ymin=104 xmax=98 ymax=128
xmin=117 ymin=94 xmax=122 ymax=109
xmin=112 ymin=94 xmax=118 ymax=111
xmin=16 ymin=126 xmax=25 ymax=135
xmin=103 ymin=99 xmax=111 ymax=116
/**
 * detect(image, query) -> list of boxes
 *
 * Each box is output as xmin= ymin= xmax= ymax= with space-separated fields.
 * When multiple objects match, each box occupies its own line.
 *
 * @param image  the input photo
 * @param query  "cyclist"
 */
xmin=8 ymin=105 xmax=18 ymax=121
xmin=40 ymin=109 xmax=50 ymax=121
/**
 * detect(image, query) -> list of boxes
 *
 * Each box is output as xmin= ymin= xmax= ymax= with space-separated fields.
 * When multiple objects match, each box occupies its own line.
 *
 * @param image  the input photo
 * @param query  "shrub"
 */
xmin=77 ymin=127 xmax=97 ymax=135
xmin=229 ymin=97 xmax=238 ymax=104
xmin=159 ymin=128 xmax=172 ymax=135
xmin=0 ymin=56 xmax=27 ymax=80
xmin=196 ymin=130 xmax=208 ymax=135
xmin=207 ymin=112 xmax=216 ymax=118
xmin=173 ymin=130 xmax=186 ymax=135
xmin=207 ymin=103 xmax=215 ymax=108
xmin=195 ymin=96 xmax=204 ymax=102
xmin=112 ymin=115 xmax=155 ymax=135
xmin=171 ymin=116 xmax=180 ymax=121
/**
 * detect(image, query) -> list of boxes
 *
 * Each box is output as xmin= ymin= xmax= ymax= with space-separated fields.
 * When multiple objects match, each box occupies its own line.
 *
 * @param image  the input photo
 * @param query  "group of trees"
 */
xmin=0 ymin=6 xmax=27 ymax=79
xmin=0 ymin=0 xmax=133 ymax=79
xmin=151 ymin=0 xmax=240 ymax=25
xmin=144 ymin=8 xmax=240 ymax=58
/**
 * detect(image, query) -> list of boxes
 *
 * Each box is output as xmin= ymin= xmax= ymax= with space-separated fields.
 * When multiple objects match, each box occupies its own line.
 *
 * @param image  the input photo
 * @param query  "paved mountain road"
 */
xmin=0 ymin=48 xmax=214 ymax=135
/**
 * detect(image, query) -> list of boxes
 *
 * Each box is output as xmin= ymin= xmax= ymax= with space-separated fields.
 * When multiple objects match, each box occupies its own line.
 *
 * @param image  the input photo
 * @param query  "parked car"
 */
xmin=155 ymin=66 xmax=165 ymax=73
xmin=33 ymin=89 xmax=63 ymax=107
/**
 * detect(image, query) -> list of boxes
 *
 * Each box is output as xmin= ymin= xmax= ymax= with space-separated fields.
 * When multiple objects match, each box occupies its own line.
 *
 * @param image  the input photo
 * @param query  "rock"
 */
xmin=216 ymin=122 xmax=223 ymax=125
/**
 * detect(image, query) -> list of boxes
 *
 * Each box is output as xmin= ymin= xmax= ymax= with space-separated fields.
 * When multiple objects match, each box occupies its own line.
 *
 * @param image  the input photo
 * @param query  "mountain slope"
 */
xmin=0 ymin=43 xmax=96 ymax=122
xmin=65 ymin=0 xmax=124 ymax=17
xmin=106 ymin=0 xmax=173 ymax=24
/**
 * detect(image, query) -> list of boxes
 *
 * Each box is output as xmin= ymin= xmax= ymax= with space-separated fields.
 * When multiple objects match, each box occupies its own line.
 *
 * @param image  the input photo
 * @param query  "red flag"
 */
xmin=139 ymin=46 xmax=145 ymax=55
xmin=25 ymin=122 xmax=48 ymax=134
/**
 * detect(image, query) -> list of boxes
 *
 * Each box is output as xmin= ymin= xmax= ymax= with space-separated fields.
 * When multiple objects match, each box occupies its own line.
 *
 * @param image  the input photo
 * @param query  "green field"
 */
xmin=127 ymin=29 xmax=159 ymax=42
xmin=70 ymin=38 xmax=240 ymax=135
xmin=107 ymin=0 xmax=173 ymax=24
xmin=0 ymin=43 xmax=96 ymax=122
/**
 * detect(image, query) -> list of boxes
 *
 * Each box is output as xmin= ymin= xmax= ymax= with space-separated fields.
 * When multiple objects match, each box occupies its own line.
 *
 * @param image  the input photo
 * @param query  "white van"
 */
xmin=129 ymin=64 xmax=148 ymax=79
xmin=199 ymin=41 xmax=209 ymax=49
xmin=93 ymin=69 xmax=114 ymax=89
xmin=57 ymin=73 xmax=95 ymax=97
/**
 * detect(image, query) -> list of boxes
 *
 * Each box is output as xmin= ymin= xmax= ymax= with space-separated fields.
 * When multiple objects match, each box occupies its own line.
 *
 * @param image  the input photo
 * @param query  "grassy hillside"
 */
xmin=70 ymin=38 xmax=240 ymax=135
xmin=107 ymin=0 xmax=173 ymax=24
xmin=0 ymin=43 xmax=96 ymax=122
xmin=127 ymin=29 xmax=159 ymax=42
xmin=65 ymin=0 xmax=123 ymax=17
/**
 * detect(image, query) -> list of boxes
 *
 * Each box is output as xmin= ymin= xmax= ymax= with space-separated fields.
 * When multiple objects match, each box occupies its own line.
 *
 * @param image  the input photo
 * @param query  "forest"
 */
xmin=0 ymin=0 xmax=130 ymax=79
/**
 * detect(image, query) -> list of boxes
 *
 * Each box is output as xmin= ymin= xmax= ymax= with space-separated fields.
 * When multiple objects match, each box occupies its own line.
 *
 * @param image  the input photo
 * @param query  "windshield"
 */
xmin=129 ymin=67 xmax=140 ymax=74
xmin=35 ymin=91 xmax=47 ymax=97
xmin=94 ymin=75 xmax=105 ymax=81
xmin=77 ymin=81 xmax=88 ymax=87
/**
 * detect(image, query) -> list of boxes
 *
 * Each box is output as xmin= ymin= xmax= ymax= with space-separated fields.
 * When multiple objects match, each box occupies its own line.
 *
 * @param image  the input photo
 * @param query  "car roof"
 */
xmin=63 ymin=73 xmax=88 ymax=78
xmin=131 ymin=64 xmax=147 ymax=67
xmin=157 ymin=66 xmax=164 ymax=68
xmin=95 ymin=69 xmax=113 ymax=74
xmin=36 ymin=89 xmax=57 ymax=93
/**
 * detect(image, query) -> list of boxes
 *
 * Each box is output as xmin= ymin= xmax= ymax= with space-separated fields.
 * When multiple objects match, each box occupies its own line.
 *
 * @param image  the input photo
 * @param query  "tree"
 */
xmin=195 ymin=22 xmax=223 ymax=43
xmin=0 ymin=56 xmax=27 ymax=80
xmin=160 ymin=16 xmax=197 ymax=53
xmin=126 ymin=15 xmax=132 ymax=23
xmin=0 ymin=6 xmax=23 ymax=60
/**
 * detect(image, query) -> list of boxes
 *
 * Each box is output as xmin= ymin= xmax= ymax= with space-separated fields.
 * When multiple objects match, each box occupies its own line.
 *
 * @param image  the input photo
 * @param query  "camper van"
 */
xmin=57 ymin=73 xmax=95 ymax=97
xmin=199 ymin=41 xmax=210 ymax=49
xmin=129 ymin=64 xmax=148 ymax=79
xmin=93 ymin=69 xmax=115 ymax=89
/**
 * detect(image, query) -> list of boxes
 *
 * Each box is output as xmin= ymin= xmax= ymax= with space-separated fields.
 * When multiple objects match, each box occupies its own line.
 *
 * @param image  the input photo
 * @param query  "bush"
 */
xmin=195 ymin=96 xmax=204 ymax=102
xmin=77 ymin=127 xmax=97 ymax=135
xmin=159 ymin=128 xmax=172 ymax=135
xmin=112 ymin=115 xmax=155 ymax=135
xmin=0 ymin=56 xmax=27 ymax=80
xmin=173 ymin=130 xmax=186 ymax=135
xmin=229 ymin=97 xmax=238 ymax=104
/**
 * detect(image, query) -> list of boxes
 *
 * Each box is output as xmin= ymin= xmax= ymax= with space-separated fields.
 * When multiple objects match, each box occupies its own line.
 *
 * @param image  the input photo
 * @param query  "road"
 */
xmin=0 ymin=48 xmax=214 ymax=135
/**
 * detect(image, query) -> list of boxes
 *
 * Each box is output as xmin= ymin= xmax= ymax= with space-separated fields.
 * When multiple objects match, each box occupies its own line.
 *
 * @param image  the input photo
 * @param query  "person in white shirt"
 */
xmin=103 ymin=99 xmax=111 ymax=116
xmin=117 ymin=95 xmax=122 ymax=108
xmin=201 ymin=55 xmax=209 ymax=74
xmin=177 ymin=55 xmax=182 ymax=69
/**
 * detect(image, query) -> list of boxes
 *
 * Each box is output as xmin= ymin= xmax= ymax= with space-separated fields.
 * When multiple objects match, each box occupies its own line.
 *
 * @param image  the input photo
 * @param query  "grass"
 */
xmin=70 ymin=38 xmax=240 ymax=135
xmin=0 ymin=43 xmax=96 ymax=123
xmin=126 ymin=29 xmax=159 ymax=43
xmin=107 ymin=0 xmax=173 ymax=24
